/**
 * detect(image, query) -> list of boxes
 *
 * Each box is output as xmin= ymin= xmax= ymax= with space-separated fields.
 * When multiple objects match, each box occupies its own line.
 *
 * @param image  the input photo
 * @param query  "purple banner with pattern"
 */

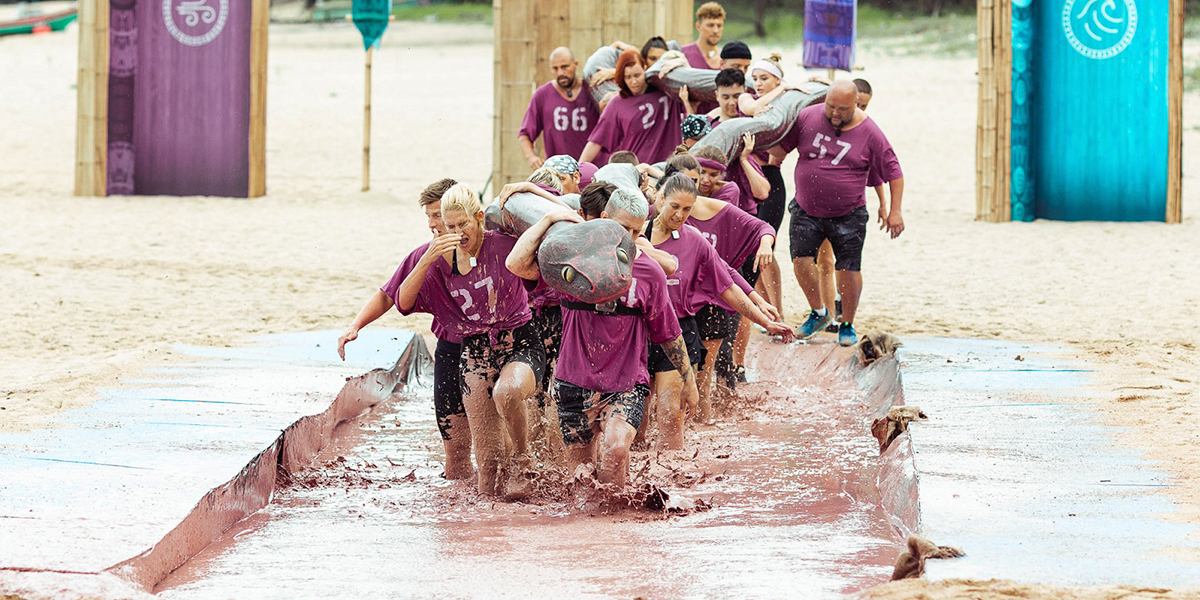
xmin=108 ymin=0 xmax=251 ymax=196
xmin=803 ymin=0 xmax=856 ymax=72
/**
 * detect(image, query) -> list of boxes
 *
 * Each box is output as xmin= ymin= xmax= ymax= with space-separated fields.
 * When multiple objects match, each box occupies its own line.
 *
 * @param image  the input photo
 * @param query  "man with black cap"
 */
xmin=719 ymin=41 xmax=752 ymax=74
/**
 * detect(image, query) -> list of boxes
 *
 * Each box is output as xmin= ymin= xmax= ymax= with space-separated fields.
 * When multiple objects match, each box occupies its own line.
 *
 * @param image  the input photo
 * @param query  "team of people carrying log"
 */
xmin=339 ymin=2 xmax=906 ymax=500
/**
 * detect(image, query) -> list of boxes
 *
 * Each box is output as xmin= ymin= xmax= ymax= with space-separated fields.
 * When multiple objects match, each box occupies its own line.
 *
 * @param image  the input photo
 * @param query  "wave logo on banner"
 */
xmin=163 ymin=0 xmax=228 ymax=47
xmin=803 ymin=0 xmax=856 ymax=72
xmin=1062 ymin=0 xmax=1137 ymax=60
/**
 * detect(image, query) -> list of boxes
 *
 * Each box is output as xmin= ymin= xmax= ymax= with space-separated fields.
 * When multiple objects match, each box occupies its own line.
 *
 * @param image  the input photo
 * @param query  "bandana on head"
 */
xmin=680 ymin=114 xmax=713 ymax=141
xmin=544 ymin=154 xmax=580 ymax=175
xmin=696 ymin=157 xmax=727 ymax=172
xmin=750 ymin=60 xmax=783 ymax=80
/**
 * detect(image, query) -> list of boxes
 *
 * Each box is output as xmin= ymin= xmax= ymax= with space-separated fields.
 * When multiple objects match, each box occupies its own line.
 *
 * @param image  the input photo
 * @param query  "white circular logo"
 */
xmin=1062 ymin=0 xmax=1137 ymax=60
xmin=163 ymin=0 xmax=227 ymax=47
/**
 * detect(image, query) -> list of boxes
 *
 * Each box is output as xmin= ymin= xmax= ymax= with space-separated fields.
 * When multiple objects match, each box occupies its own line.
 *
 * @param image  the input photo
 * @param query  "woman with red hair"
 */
xmin=579 ymin=50 xmax=684 ymax=166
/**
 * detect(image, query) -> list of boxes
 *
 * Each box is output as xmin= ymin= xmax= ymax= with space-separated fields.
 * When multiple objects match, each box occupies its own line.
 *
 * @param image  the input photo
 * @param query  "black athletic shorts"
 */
xmin=738 ymin=251 xmax=762 ymax=289
xmin=531 ymin=304 xmax=563 ymax=391
xmin=695 ymin=303 xmax=737 ymax=341
xmin=461 ymin=321 xmax=546 ymax=391
xmin=554 ymin=379 xmax=651 ymax=446
xmin=647 ymin=315 xmax=706 ymax=373
xmin=788 ymin=202 xmax=869 ymax=272
xmin=433 ymin=338 xmax=467 ymax=441
xmin=756 ymin=165 xmax=787 ymax=233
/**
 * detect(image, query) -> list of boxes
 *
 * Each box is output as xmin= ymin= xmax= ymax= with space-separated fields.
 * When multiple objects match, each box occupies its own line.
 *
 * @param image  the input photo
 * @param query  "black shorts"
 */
xmin=738 ymin=251 xmax=762 ymax=288
xmin=647 ymin=315 xmax=706 ymax=373
xmin=554 ymin=379 xmax=650 ymax=446
xmin=433 ymin=338 xmax=466 ymax=441
xmin=460 ymin=321 xmax=547 ymax=391
xmin=531 ymin=304 xmax=563 ymax=389
xmin=695 ymin=303 xmax=737 ymax=341
xmin=756 ymin=165 xmax=787 ymax=233
xmin=788 ymin=202 xmax=869 ymax=272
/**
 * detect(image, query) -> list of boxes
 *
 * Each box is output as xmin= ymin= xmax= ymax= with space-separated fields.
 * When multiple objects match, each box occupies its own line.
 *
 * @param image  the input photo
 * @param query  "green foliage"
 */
xmin=390 ymin=0 xmax=491 ymax=23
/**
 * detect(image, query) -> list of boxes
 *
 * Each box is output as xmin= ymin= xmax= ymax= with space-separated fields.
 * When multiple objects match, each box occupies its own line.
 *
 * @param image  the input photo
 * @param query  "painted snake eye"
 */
xmin=561 ymin=266 xmax=576 ymax=284
xmin=616 ymin=248 xmax=629 ymax=264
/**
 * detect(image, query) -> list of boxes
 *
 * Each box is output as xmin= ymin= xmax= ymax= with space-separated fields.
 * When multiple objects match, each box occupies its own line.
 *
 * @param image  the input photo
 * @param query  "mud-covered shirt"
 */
xmin=420 ymin=231 xmax=532 ymax=342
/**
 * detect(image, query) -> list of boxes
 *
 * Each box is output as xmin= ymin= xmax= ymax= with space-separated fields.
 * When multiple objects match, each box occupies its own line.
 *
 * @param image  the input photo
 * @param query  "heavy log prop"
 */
xmin=485 ymin=193 xmax=635 ymax=304
xmin=643 ymin=59 xmax=754 ymax=105
xmin=582 ymin=41 xmax=683 ymax=105
xmin=688 ymin=82 xmax=829 ymax=161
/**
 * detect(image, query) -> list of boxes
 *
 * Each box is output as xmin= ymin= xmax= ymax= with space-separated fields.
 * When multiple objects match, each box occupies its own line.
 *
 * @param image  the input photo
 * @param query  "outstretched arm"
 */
xmin=337 ymin=290 xmax=394 ymax=360
xmin=506 ymin=210 xmax=584 ymax=280
xmin=719 ymin=285 xmax=793 ymax=341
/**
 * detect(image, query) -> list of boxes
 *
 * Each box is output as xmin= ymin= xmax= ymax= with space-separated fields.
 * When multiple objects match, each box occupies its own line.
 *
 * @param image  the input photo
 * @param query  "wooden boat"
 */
xmin=0 ymin=6 xmax=78 ymax=36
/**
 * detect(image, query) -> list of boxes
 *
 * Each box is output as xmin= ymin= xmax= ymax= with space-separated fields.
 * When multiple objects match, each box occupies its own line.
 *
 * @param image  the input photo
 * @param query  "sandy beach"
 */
xmin=2 ymin=16 xmax=1200 ymax=590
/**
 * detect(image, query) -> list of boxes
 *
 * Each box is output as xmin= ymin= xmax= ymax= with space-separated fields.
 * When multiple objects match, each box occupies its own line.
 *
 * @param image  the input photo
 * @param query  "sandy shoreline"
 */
xmin=2 ymin=18 xmax=1200 ymax=586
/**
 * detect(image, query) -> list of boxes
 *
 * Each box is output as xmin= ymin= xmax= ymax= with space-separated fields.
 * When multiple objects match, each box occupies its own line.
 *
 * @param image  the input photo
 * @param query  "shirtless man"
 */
xmin=506 ymin=187 xmax=697 ymax=489
xmin=519 ymin=47 xmax=601 ymax=169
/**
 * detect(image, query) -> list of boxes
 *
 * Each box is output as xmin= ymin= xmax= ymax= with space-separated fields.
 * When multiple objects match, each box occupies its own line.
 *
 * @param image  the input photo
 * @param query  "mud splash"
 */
xmin=155 ymin=337 xmax=914 ymax=599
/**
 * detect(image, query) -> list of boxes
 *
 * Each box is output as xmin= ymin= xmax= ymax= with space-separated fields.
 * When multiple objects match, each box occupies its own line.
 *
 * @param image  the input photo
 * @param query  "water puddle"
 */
xmin=156 ymin=340 xmax=905 ymax=599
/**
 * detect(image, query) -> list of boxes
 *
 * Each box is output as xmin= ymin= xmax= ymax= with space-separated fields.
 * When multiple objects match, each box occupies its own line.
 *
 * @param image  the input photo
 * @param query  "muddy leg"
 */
xmin=697 ymin=339 xmax=722 ymax=423
xmin=652 ymin=371 xmax=684 ymax=450
xmin=441 ymin=414 xmax=474 ymax=480
xmin=596 ymin=415 xmax=637 ymax=488
xmin=461 ymin=367 xmax=504 ymax=496
xmin=494 ymin=362 xmax=537 ymax=500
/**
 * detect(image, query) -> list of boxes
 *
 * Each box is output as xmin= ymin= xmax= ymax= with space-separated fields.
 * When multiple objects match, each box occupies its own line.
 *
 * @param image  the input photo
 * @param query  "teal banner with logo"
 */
xmin=1026 ymin=0 xmax=1169 ymax=221
xmin=352 ymin=0 xmax=392 ymax=50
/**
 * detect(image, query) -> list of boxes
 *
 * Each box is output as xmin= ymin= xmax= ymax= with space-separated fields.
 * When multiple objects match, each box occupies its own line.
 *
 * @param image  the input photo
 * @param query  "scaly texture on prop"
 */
xmin=485 ymin=193 xmax=635 ymax=304
xmin=582 ymin=40 xmax=683 ymax=105
xmin=688 ymin=83 xmax=829 ymax=161
xmin=644 ymin=59 xmax=754 ymax=105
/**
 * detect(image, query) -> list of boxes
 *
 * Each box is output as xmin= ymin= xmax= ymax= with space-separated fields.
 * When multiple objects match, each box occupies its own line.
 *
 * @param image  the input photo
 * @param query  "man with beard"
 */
xmin=681 ymin=2 xmax=725 ymax=70
xmin=519 ymin=47 xmax=603 ymax=169
xmin=777 ymin=80 xmax=905 ymax=347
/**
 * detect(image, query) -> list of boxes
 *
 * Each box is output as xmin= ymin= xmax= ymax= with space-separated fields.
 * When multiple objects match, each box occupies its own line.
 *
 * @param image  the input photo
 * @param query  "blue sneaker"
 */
xmin=797 ymin=310 xmax=833 ymax=339
xmin=838 ymin=322 xmax=858 ymax=347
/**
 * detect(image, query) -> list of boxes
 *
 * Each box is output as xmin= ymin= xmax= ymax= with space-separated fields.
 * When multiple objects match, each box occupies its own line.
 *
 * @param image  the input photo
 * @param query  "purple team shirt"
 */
xmin=681 ymin=42 xmax=716 ymax=70
xmin=689 ymin=202 xmax=775 ymax=270
xmin=709 ymin=180 xmax=743 ymax=210
xmin=556 ymin=252 xmax=681 ymax=393
xmin=779 ymin=105 xmax=903 ymax=218
xmin=420 ymin=231 xmax=532 ymax=342
xmin=650 ymin=225 xmax=738 ymax=318
xmin=519 ymin=81 xmax=602 ymax=161
xmin=381 ymin=242 xmax=462 ymax=343
xmin=587 ymin=89 xmax=684 ymax=165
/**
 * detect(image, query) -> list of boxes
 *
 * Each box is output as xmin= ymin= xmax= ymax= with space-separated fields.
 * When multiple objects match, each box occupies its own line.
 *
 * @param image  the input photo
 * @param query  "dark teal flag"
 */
xmin=352 ymin=0 xmax=392 ymax=50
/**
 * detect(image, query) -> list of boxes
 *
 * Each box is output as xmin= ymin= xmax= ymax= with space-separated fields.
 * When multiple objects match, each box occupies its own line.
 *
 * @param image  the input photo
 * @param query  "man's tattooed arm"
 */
xmin=660 ymin=335 xmax=693 ymax=383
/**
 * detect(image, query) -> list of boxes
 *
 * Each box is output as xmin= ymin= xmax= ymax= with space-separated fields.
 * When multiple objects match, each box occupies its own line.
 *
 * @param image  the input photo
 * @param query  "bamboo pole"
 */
xmin=74 ymin=0 xmax=108 ymax=196
xmin=248 ymin=0 xmax=268 ymax=197
xmin=1167 ymin=0 xmax=1183 ymax=223
xmin=362 ymin=45 xmax=373 ymax=192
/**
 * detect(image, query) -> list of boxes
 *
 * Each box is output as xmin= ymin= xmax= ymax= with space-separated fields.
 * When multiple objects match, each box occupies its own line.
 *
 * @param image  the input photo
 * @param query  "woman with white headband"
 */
xmin=737 ymin=53 xmax=805 ymax=117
